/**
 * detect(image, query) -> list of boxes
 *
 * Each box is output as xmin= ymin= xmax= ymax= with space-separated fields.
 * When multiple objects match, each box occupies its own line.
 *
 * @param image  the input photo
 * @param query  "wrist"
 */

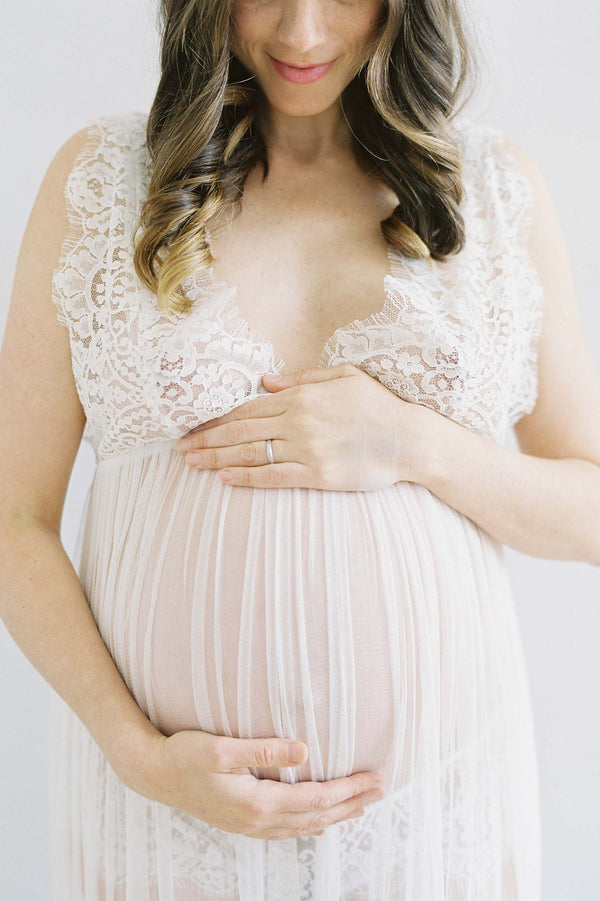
xmin=398 ymin=400 xmax=445 ymax=487
xmin=119 ymin=728 xmax=167 ymax=798
xmin=103 ymin=709 xmax=165 ymax=791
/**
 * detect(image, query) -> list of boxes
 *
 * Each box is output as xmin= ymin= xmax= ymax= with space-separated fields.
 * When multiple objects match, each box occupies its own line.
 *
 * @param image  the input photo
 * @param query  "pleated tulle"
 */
xmin=48 ymin=439 xmax=542 ymax=900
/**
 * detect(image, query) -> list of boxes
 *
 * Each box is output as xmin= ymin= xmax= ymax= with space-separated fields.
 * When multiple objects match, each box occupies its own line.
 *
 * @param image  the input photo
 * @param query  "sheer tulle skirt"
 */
xmin=49 ymin=439 xmax=542 ymax=900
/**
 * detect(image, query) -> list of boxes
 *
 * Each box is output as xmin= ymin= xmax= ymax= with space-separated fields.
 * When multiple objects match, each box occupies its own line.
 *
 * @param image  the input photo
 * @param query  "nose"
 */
xmin=275 ymin=0 xmax=328 ymax=58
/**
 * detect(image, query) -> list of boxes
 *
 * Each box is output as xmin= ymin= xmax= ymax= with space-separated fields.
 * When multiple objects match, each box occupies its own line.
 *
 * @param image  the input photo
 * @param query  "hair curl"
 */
xmin=133 ymin=0 xmax=491 ymax=314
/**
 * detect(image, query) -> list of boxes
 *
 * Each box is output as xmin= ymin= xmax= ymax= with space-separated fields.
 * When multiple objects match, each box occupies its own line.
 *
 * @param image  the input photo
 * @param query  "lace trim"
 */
xmin=51 ymin=119 xmax=106 ymax=450
xmin=50 ymin=112 xmax=545 ymax=462
xmin=484 ymin=129 xmax=545 ymax=426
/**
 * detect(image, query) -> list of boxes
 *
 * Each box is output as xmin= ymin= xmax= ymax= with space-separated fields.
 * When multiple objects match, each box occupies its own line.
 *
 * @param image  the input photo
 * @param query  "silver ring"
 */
xmin=265 ymin=438 xmax=275 ymax=464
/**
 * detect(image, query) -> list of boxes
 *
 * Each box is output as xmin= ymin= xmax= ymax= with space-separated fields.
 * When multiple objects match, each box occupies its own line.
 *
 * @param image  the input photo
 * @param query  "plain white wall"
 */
xmin=1 ymin=1 xmax=598 ymax=898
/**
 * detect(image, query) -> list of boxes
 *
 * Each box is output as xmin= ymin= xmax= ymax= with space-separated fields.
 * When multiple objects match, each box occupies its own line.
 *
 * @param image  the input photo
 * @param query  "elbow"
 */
xmin=0 ymin=506 xmax=59 ymax=539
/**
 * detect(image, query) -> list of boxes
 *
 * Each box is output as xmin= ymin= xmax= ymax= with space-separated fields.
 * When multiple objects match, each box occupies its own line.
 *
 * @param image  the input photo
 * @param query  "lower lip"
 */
xmin=269 ymin=55 xmax=336 ymax=84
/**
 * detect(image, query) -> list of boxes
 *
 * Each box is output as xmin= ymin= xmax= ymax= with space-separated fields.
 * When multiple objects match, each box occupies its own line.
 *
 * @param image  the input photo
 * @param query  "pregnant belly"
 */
xmin=78 ymin=440 xmax=518 ymax=795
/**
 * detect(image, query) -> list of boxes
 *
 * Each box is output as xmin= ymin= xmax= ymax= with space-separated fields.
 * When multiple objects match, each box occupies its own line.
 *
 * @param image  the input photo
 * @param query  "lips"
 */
xmin=272 ymin=57 xmax=332 ymax=69
xmin=268 ymin=54 xmax=336 ymax=84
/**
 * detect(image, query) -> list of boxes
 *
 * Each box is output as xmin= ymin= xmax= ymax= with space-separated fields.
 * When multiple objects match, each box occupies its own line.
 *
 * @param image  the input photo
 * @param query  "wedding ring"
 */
xmin=265 ymin=438 xmax=275 ymax=464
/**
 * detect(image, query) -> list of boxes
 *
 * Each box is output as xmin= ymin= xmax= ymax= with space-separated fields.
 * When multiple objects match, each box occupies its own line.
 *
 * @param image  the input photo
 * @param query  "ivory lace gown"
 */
xmin=48 ymin=111 xmax=543 ymax=900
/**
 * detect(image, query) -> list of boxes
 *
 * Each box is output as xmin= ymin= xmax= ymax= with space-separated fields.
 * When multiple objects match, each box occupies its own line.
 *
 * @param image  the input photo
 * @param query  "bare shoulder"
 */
xmin=495 ymin=133 xmax=600 ymax=468
xmin=500 ymin=135 xmax=541 ymax=181
xmin=0 ymin=124 xmax=99 ymax=533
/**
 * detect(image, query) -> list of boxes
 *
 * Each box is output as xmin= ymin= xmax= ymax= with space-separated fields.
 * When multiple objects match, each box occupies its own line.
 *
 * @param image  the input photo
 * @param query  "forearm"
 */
xmin=0 ymin=514 xmax=162 ymax=786
xmin=407 ymin=405 xmax=600 ymax=565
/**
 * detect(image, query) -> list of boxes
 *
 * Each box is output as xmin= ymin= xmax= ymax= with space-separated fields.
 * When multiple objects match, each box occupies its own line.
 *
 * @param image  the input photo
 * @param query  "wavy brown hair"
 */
xmin=133 ymin=0 xmax=491 ymax=314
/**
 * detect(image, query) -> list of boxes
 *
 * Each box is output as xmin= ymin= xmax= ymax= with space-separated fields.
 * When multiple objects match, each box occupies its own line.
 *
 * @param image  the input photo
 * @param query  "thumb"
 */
xmin=232 ymin=737 xmax=307 ymax=768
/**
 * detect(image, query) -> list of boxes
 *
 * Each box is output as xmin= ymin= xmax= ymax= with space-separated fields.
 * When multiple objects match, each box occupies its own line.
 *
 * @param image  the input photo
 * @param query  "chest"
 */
xmin=82 ymin=165 xmax=522 ymax=459
xmin=203 ymin=187 xmax=400 ymax=372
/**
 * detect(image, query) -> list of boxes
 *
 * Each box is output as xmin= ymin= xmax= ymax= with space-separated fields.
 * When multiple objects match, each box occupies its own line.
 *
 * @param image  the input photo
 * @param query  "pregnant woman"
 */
xmin=2 ymin=0 xmax=600 ymax=898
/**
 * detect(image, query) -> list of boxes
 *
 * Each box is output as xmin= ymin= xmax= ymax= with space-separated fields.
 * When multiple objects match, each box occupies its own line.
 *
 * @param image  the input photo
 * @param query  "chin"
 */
xmin=258 ymin=80 xmax=341 ymax=115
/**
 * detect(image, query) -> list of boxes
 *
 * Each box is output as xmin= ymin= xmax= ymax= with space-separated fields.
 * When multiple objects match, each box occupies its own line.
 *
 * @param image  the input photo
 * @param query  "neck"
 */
xmin=255 ymin=95 xmax=355 ymax=165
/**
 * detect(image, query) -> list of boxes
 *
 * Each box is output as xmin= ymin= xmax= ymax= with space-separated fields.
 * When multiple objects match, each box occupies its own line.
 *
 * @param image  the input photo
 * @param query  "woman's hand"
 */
xmin=128 ymin=729 xmax=385 ymax=841
xmin=176 ymin=364 xmax=430 ymax=491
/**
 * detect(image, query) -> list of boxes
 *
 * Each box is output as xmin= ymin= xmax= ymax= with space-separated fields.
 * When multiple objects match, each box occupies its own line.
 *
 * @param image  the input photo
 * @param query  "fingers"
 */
xmin=183 ymin=437 xmax=283 ymax=470
xmin=212 ymin=736 xmax=386 ymax=841
xmin=248 ymin=773 xmax=386 ymax=840
xmin=261 ymin=770 xmax=385 ymax=814
xmin=178 ymin=413 xmax=287 ymax=454
xmin=272 ymin=785 xmax=385 ymax=839
xmin=217 ymin=461 xmax=313 ymax=488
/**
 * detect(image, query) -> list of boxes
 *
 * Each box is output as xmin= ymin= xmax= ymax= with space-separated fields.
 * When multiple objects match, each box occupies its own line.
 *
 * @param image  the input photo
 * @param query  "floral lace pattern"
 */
xmin=85 ymin=708 xmax=512 ymax=896
xmin=51 ymin=111 xmax=544 ymax=464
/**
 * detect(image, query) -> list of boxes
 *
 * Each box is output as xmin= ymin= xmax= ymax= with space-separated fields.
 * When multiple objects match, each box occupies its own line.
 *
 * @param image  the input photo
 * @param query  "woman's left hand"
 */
xmin=175 ymin=364 xmax=430 ymax=491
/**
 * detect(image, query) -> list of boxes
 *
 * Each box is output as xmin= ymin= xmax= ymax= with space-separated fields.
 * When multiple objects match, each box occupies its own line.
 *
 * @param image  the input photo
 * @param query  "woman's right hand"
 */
xmin=127 ymin=729 xmax=386 ymax=840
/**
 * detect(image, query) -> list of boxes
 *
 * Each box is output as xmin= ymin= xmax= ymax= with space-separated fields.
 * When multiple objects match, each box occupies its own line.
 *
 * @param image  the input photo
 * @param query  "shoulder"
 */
xmin=52 ymin=110 xmax=149 ymax=180
xmin=457 ymin=121 xmax=558 ymax=255
xmin=453 ymin=117 xmax=533 ymax=169
xmin=452 ymin=119 xmax=552 ymax=246
xmin=49 ymin=110 xmax=148 ymax=170
xmin=473 ymin=123 xmax=548 ymax=208
xmin=92 ymin=109 xmax=149 ymax=157
xmin=48 ymin=111 xmax=151 ymax=219
xmin=496 ymin=134 xmax=542 ymax=185
xmin=67 ymin=110 xmax=148 ymax=150
xmin=456 ymin=118 xmax=547 ymax=194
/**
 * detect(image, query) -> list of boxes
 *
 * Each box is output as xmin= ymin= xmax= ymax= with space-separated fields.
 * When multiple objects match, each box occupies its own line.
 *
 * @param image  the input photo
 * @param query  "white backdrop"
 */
xmin=1 ymin=1 xmax=599 ymax=898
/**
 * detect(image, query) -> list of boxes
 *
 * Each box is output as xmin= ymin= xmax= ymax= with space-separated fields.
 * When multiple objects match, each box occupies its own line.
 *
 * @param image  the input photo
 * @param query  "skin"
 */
xmin=2 ymin=0 xmax=599 ymax=856
xmin=178 ymin=2 xmax=600 ymax=567
xmin=176 ymin=134 xmax=600 ymax=564
xmin=205 ymin=0 xmax=394 ymax=374
xmin=0 ymin=0 xmax=397 ymax=847
xmin=230 ymin=0 xmax=383 ymax=160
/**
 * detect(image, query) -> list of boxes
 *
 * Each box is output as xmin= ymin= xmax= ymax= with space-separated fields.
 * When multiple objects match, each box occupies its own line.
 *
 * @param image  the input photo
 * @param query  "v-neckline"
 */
xmin=190 ymin=225 xmax=409 ymax=373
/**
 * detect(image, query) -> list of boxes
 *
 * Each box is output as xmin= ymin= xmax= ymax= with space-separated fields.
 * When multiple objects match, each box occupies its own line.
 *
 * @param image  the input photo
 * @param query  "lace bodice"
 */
xmin=51 ymin=111 xmax=544 ymax=463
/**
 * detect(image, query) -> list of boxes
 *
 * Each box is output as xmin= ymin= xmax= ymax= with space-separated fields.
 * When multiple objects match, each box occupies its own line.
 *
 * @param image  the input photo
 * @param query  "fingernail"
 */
xmin=177 ymin=438 xmax=191 ymax=452
xmin=288 ymin=742 xmax=305 ymax=763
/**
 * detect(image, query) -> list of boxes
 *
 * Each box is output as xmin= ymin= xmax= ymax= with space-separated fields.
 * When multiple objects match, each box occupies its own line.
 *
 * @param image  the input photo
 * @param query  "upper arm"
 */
xmin=0 ymin=126 xmax=95 ymax=533
xmin=503 ymin=136 xmax=600 ymax=465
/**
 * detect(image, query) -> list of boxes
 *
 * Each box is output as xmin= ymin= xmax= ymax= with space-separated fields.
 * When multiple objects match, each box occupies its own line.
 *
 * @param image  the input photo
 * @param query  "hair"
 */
xmin=133 ymin=0 xmax=491 ymax=314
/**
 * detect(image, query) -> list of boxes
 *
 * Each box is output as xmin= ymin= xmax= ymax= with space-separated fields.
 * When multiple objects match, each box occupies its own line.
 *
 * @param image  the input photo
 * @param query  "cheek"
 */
xmin=360 ymin=2 xmax=385 ymax=40
xmin=230 ymin=5 xmax=275 ymax=66
xmin=230 ymin=1 xmax=384 ymax=70
xmin=341 ymin=2 xmax=384 ymax=54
